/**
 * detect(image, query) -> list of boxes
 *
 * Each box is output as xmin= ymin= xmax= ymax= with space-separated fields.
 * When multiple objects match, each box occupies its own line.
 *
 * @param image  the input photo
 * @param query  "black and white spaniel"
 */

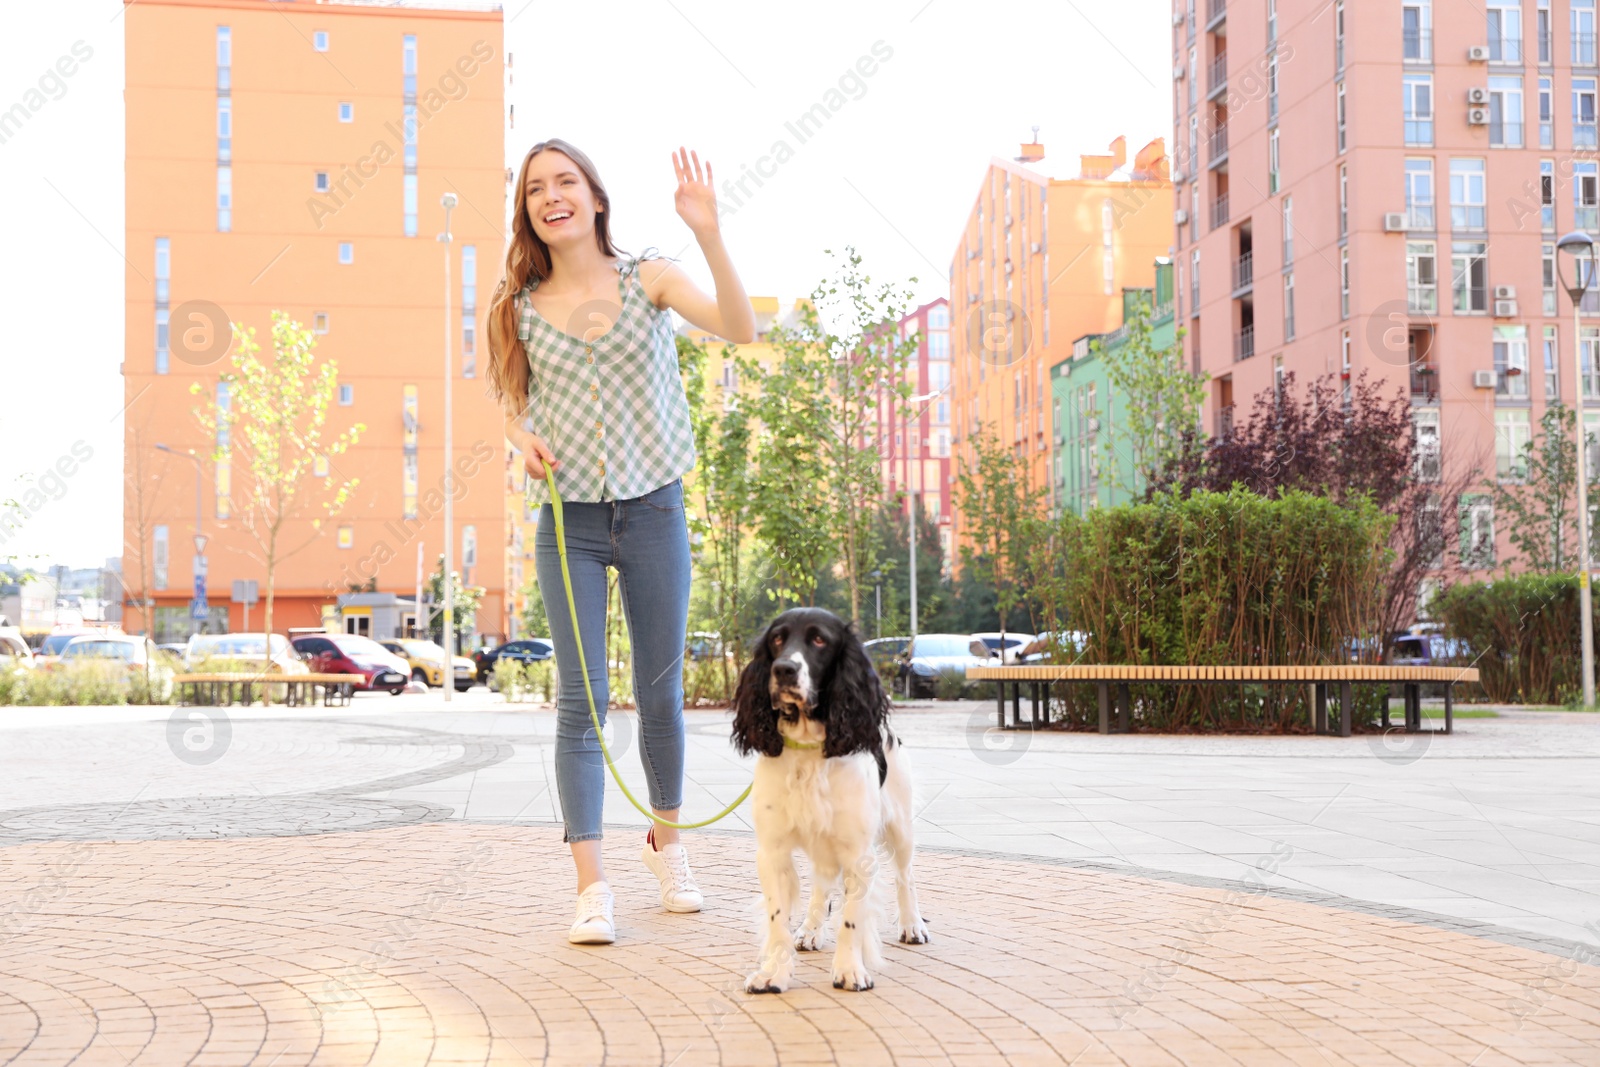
xmin=730 ymin=606 xmax=929 ymax=993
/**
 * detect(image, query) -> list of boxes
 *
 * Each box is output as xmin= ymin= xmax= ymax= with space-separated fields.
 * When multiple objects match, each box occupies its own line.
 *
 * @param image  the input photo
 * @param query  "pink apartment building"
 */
xmin=1175 ymin=0 xmax=1600 ymax=591
xmin=877 ymin=299 xmax=954 ymax=574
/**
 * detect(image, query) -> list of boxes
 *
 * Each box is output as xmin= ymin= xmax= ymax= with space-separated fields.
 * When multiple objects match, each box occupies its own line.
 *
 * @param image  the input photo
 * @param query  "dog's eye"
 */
xmin=809 ymin=633 xmax=827 ymax=647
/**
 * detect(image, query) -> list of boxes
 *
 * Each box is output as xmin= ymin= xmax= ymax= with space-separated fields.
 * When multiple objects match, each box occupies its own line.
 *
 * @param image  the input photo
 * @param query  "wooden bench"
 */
xmin=966 ymin=664 xmax=1482 ymax=737
xmin=173 ymin=673 xmax=367 ymax=708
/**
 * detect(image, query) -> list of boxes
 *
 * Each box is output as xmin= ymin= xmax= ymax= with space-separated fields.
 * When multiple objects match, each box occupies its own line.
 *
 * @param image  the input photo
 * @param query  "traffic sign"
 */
xmin=231 ymin=580 xmax=258 ymax=605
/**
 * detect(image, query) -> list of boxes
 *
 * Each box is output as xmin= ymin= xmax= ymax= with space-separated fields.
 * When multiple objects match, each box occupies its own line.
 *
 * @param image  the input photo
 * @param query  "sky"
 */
xmin=0 ymin=0 xmax=1171 ymax=571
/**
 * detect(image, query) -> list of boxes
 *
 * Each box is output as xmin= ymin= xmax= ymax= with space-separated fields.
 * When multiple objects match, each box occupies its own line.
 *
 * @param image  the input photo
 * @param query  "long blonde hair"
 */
xmin=486 ymin=139 xmax=627 ymax=418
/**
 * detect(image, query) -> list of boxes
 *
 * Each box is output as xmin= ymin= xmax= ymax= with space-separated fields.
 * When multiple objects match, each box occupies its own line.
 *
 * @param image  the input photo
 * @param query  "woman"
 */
xmin=487 ymin=139 xmax=755 ymax=945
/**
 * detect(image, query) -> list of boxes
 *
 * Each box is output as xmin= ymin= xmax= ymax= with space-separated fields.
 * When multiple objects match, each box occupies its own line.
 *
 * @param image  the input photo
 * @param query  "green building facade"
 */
xmin=1051 ymin=259 xmax=1176 ymax=517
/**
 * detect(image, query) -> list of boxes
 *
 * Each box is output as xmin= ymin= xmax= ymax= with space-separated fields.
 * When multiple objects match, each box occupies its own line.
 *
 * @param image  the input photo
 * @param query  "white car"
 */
xmin=967 ymin=631 xmax=1038 ymax=665
xmin=58 ymin=634 xmax=176 ymax=701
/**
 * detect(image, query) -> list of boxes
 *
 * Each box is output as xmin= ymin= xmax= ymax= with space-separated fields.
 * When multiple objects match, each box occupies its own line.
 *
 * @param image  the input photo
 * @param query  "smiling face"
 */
xmin=764 ymin=608 xmax=849 ymax=721
xmin=522 ymin=149 xmax=602 ymax=249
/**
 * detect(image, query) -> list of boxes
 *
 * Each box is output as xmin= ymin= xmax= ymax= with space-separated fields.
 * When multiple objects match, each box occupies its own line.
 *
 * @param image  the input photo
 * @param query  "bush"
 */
xmin=0 ymin=661 xmax=171 ymax=706
xmin=494 ymin=658 xmax=555 ymax=703
xmin=1024 ymin=488 xmax=1394 ymax=731
xmin=934 ymin=670 xmax=977 ymax=701
xmin=1432 ymin=573 xmax=1596 ymax=705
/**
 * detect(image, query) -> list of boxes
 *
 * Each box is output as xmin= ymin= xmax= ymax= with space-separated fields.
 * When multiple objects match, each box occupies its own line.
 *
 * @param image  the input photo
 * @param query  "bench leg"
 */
xmin=1339 ymin=682 xmax=1352 ymax=738
xmin=1097 ymin=681 xmax=1110 ymax=734
xmin=995 ymin=681 xmax=1005 ymax=730
xmin=1314 ymin=683 xmax=1328 ymax=735
xmin=1382 ymin=686 xmax=1392 ymax=730
xmin=1444 ymin=685 xmax=1454 ymax=734
xmin=1117 ymin=683 xmax=1131 ymax=734
xmin=1031 ymin=681 xmax=1041 ymax=728
xmin=1011 ymin=682 xmax=1021 ymax=727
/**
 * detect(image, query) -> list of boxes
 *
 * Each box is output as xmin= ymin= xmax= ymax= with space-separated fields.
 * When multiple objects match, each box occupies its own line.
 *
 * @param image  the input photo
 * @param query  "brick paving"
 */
xmin=3 ymin=822 xmax=1600 ymax=1066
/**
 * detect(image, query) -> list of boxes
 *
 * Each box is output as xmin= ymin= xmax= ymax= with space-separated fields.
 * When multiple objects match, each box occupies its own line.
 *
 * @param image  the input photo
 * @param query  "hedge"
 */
xmin=1432 ymin=573 xmax=1596 ymax=705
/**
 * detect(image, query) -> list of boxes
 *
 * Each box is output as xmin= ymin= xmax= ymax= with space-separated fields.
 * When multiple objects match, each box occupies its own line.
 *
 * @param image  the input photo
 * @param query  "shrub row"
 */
xmin=1432 ymin=573 xmax=1596 ymax=706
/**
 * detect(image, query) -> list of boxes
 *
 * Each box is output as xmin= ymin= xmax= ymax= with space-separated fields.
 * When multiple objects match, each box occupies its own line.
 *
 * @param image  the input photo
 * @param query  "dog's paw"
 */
xmin=795 ymin=926 xmax=825 ymax=952
xmin=745 ymin=972 xmax=790 ymax=994
xmin=898 ymin=917 xmax=930 ymax=945
xmin=830 ymin=957 xmax=875 ymax=992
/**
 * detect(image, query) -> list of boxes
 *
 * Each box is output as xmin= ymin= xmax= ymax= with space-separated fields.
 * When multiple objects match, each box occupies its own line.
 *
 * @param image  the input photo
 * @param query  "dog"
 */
xmin=730 ymin=606 xmax=929 ymax=993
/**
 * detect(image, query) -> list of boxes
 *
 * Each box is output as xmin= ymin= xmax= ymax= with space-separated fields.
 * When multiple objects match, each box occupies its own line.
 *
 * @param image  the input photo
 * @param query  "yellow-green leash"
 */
xmin=542 ymin=467 xmax=805 ymax=830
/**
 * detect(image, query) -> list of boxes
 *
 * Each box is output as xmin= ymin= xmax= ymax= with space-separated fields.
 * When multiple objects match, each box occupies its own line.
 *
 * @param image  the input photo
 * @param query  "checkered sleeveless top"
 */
xmin=517 ymin=252 xmax=698 ymax=504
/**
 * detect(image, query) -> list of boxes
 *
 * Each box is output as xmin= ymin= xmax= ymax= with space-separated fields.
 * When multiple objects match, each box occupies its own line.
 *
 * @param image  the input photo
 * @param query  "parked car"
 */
xmin=34 ymin=625 xmax=124 ymax=667
xmin=1017 ymin=630 xmax=1089 ymax=664
xmin=57 ymin=634 xmax=175 ymax=701
xmin=184 ymin=632 xmax=310 ymax=675
xmin=1 ymin=627 xmax=34 ymax=674
xmin=898 ymin=633 xmax=993 ymax=698
xmin=289 ymin=633 xmax=410 ymax=694
xmin=474 ymin=638 xmax=554 ymax=683
xmin=967 ymin=631 xmax=1038 ymax=665
xmin=863 ymin=637 xmax=909 ymax=686
xmin=380 ymin=638 xmax=477 ymax=691
xmin=1389 ymin=631 xmax=1469 ymax=667
xmin=686 ymin=631 xmax=730 ymax=661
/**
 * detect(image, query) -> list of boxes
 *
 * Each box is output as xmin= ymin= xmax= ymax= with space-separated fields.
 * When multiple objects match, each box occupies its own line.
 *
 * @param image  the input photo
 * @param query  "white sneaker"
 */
xmin=641 ymin=827 xmax=704 ymax=913
xmin=568 ymin=881 xmax=615 ymax=944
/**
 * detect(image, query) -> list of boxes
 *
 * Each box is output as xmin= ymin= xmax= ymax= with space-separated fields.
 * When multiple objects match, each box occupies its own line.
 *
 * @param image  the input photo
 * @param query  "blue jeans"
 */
xmin=534 ymin=477 xmax=691 ymax=843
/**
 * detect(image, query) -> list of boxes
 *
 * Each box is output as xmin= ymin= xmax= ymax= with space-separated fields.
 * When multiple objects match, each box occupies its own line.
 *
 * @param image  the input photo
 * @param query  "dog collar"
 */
xmin=782 ymin=736 xmax=822 ymax=750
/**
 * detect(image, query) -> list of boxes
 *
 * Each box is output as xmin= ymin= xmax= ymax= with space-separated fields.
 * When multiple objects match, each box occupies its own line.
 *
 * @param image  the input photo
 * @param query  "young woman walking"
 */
xmin=486 ymin=140 xmax=754 ymax=944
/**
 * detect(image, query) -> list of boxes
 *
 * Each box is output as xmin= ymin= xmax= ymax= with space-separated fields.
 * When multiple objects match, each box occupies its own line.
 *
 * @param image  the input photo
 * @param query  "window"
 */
xmin=1460 ymin=496 xmax=1495 ymax=568
xmin=1190 ymin=248 xmax=1200 ymax=313
xmin=1544 ymin=324 xmax=1560 ymax=399
xmin=930 ymin=363 xmax=950 ymax=391
xmin=1496 ymin=407 xmax=1531 ymax=480
xmin=1584 ymin=326 xmax=1600 ymax=398
xmin=337 ymin=525 xmax=354 ymax=549
xmin=338 ymin=102 xmax=353 ymax=122
xmin=1450 ymin=159 xmax=1486 ymax=231
xmin=153 ymin=525 xmax=169 ymax=590
xmin=217 ymin=166 xmax=231 ymax=232
xmin=1334 ymin=1 xmax=1345 ymax=73
xmin=313 ymin=312 xmax=329 ymax=334
xmin=1488 ymin=1 xmax=1523 ymax=62
xmin=1337 ymin=82 xmax=1347 ymax=152
xmin=1328 ymin=167 xmax=1346 ymax=242
xmin=1282 ymin=196 xmax=1294 ymax=264
xmin=1494 ymin=325 xmax=1530 ymax=400
xmin=314 ymin=454 xmax=329 ymax=477
xmin=339 ymin=242 xmax=353 ymax=264
xmin=314 ymin=30 xmax=328 ymax=51
xmin=1419 ymin=497 xmax=1445 ymax=571
xmin=1538 ymin=0 xmax=1552 ymax=65
xmin=930 ymin=330 xmax=950 ymax=359
xmin=1408 ymin=241 xmax=1438 ymax=312
xmin=1539 ymin=77 xmax=1554 ymax=148
xmin=1269 ymin=128 xmax=1281 ymax=194
xmin=339 ymin=384 xmax=354 ymax=406
xmin=1451 ymin=241 xmax=1489 ymax=312
xmin=1267 ymin=0 xmax=1277 ymax=45
xmin=1268 ymin=53 xmax=1279 ymax=123
xmin=462 ymin=244 xmax=477 ymax=377
xmin=1404 ymin=75 xmax=1433 ymax=145
xmin=1579 ymin=161 xmax=1599 ymax=230
xmin=1340 ymin=247 xmax=1350 ymax=319
xmin=1577 ymin=0 xmax=1598 ymax=65
xmin=1404 ymin=1 xmax=1432 ymax=62
xmin=1284 ymin=272 xmax=1296 ymax=340
xmin=1489 ymin=76 xmax=1524 ymax=147
xmin=1405 ymin=158 xmax=1435 ymax=229
xmin=1414 ymin=408 xmax=1441 ymax=482
xmin=1575 ymin=78 xmax=1598 ymax=147
xmin=315 ymin=171 xmax=329 ymax=193
xmin=154 ymin=236 xmax=170 ymax=374
xmin=403 ymin=35 xmax=419 ymax=238
xmin=462 ymin=526 xmax=477 ymax=570
xmin=929 ymin=305 xmax=950 ymax=329
xmin=1545 ymin=243 xmax=1559 ymax=315
xmin=1341 ymin=331 xmax=1353 ymax=408
xmin=1190 ymin=180 xmax=1199 ymax=242
xmin=217 ymin=98 xmax=231 ymax=160
xmin=1543 ymin=159 xmax=1557 ymax=232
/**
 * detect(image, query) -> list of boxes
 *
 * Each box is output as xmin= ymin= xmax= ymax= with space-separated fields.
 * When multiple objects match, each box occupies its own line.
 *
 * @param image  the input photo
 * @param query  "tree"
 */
xmin=191 ymin=311 xmax=365 ymax=641
xmin=1093 ymin=300 xmax=1206 ymax=496
xmin=426 ymin=553 xmax=483 ymax=651
xmin=120 ymin=422 xmax=167 ymax=635
xmin=953 ymin=422 xmax=1049 ymax=639
xmin=1491 ymin=402 xmax=1600 ymax=572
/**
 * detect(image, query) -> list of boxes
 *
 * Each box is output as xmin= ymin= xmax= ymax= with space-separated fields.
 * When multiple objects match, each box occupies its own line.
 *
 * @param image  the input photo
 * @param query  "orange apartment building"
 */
xmin=122 ymin=0 xmax=508 ymax=644
xmin=948 ymin=135 xmax=1174 ymax=565
xmin=878 ymin=299 xmax=955 ymax=573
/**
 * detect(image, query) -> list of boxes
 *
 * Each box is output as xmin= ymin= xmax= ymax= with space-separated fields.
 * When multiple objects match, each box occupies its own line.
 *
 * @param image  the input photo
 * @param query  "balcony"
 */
xmin=1208 ymin=122 xmax=1229 ymax=166
xmin=1234 ymin=324 xmax=1254 ymax=361
xmin=1215 ymin=403 xmax=1235 ymax=439
xmin=1212 ymin=193 xmax=1230 ymax=229
xmin=1410 ymin=362 xmax=1438 ymax=401
xmin=1407 ymin=204 xmax=1436 ymax=230
xmin=1233 ymin=250 xmax=1253 ymax=293
xmin=1403 ymin=28 xmax=1433 ymax=63
xmin=1206 ymin=0 xmax=1225 ymax=30
xmin=1487 ymin=35 xmax=1523 ymax=63
xmin=1207 ymin=53 xmax=1227 ymax=98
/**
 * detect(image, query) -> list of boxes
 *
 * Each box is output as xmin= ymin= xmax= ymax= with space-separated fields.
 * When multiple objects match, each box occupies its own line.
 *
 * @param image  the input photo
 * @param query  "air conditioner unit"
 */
xmin=1472 ymin=369 xmax=1497 ymax=388
xmin=1467 ymin=45 xmax=1490 ymax=61
xmin=1467 ymin=87 xmax=1489 ymax=105
xmin=1174 ymin=64 xmax=1186 ymax=80
xmin=1175 ymin=208 xmax=1191 ymax=224
xmin=1030 ymin=242 xmax=1041 ymax=253
xmin=1494 ymin=299 xmax=1519 ymax=317
xmin=1172 ymin=168 xmax=1187 ymax=183
xmin=1005 ymin=261 xmax=1014 ymax=273
xmin=967 ymin=249 xmax=979 ymax=260
xmin=1493 ymin=285 xmax=1516 ymax=299
xmin=1086 ymin=417 xmax=1101 ymax=432
xmin=1173 ymin=11 xmax=1185 ymax=25
xmin=1383 ymin=212 xmax=1408 ymax=232
xmin=1468 ymin=107 xmax=1490 ymax=125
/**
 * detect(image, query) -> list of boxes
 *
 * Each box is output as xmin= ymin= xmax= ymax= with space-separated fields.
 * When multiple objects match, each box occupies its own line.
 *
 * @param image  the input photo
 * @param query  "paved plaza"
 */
xmin=2 ymin=693 xmax=1598 ymax=1065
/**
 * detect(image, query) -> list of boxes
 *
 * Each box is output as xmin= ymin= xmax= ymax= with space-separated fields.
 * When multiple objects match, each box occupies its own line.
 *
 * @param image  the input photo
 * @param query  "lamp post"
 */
xmin=869 ymin=568 xmax=882 ymax=639
xmin=904 ymin=389 xmax=946 ymax=639
xmin=1556 ymin=230 xmax=1597 ymax=711
xmin=155 ymin=443 xmax=206 ymax=635
xmin=440 ymin=193 xmax=457 ymax=702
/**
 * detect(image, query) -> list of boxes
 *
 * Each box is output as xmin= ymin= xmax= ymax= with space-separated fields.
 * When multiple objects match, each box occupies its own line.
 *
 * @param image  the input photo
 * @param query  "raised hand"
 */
xmin=672 ymin=146 xmax=719 ymax=239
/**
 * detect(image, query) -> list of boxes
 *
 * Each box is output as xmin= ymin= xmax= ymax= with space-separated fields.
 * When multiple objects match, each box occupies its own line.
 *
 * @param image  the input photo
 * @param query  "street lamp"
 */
xmin=905 ymin=389 xmax=946 ymax=639
xmin=1555 ymin=230 xmax=1597 ymax=711
xmin=440 ymin=192 xmax=457 ymax=702
xmin=155 ymin=443 xmax=206 ymax=636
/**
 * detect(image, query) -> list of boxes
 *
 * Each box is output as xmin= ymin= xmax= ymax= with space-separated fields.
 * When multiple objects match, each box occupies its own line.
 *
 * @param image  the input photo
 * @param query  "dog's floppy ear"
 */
xmin=731 ymin=627 xmax=783 ymax=758
xmin=822 ymin=621 xmax=888 ymax=759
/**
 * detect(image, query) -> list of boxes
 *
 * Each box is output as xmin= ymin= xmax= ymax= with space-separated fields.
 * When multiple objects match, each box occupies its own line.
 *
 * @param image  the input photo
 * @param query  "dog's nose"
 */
xmin=772 ymin=660 xmax=798 ymax=685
